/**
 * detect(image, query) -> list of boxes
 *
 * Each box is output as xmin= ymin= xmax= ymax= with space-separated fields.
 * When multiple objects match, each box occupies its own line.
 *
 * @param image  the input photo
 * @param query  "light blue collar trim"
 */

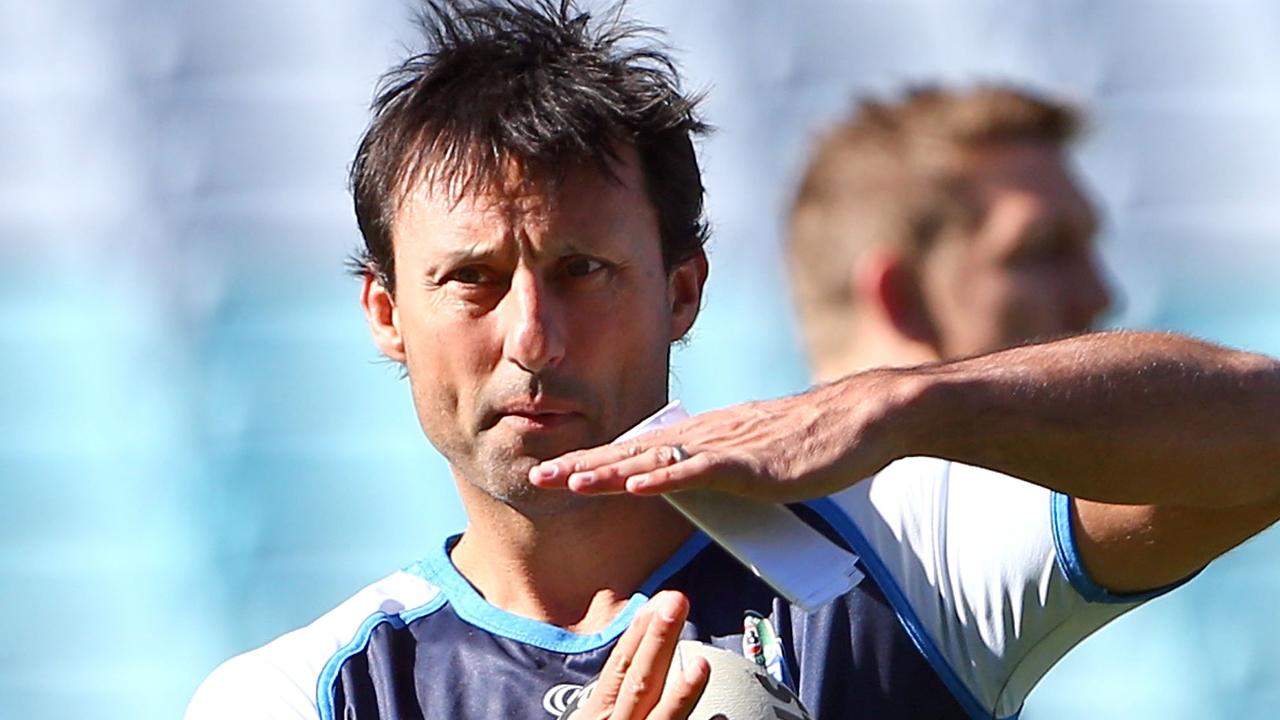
xmin=406 ymin=530 xmax=711 ymax=654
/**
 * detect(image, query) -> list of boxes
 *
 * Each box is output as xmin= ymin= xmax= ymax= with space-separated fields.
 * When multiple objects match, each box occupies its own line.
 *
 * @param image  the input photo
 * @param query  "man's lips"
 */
xmin=487 ymin=400 xmax=585 ymax=430
xmin=497 ymin=411 xmax=581 ymax=430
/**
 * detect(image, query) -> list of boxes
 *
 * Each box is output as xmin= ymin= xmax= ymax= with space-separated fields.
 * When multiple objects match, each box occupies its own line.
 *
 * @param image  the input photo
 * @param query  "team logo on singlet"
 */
xmin=742 ymin=612 xmax=786 ymax=683
xmin=545 ymin=680 xmax=595 ymax=717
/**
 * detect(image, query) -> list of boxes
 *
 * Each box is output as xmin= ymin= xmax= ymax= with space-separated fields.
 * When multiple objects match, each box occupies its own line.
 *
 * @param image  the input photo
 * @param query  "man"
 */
xmin=776 ymin=86 xmax=1280 ymax=712
xmin=786 ymin=85 xmax=1112 ymax=377
xmin=188 ymin=3 xmax=1280 ymax=719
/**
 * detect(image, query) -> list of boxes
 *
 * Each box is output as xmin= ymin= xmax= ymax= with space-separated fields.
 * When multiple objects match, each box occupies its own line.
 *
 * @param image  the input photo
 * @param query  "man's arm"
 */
xmin=532 ymin=331 xmax=1280 ymax=592
xmin=1069 ymin=498 xmax=1280 ymax=593
xmin=905 ymin=331 xmax=1280 ymax=592
xmin=910 ymin=331 xmax=1279 ymax=509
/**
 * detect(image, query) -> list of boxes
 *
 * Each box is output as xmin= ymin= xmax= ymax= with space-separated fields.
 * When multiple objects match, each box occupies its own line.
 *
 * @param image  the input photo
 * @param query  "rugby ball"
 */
xmin=559 ymin=641 xmax=813 ymax=720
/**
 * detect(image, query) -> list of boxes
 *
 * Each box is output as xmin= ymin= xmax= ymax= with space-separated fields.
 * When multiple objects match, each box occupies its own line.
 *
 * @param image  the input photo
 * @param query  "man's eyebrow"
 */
xmin=434 ymin=240 xmax=504 ymax=264
xmin=425 ymin=233 xmax=608 ymax=273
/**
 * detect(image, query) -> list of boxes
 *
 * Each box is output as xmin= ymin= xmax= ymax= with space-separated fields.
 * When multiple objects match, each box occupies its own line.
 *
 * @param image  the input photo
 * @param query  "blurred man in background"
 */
xmin=778 ymin=85 xmax=1278 ymax=714
xmin=788 ymin=85 xmax=1112 ymax=378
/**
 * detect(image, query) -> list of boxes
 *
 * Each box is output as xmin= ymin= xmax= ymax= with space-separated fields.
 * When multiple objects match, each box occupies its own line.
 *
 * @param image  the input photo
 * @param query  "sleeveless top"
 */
xmin=187 ymin=457 xmax=1184 ymax=719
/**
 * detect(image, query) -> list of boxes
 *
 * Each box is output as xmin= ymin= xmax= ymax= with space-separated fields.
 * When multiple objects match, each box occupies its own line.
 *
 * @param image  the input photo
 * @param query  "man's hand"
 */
xmin=534 ymin=330 xmax=1280 ymax=594
xmin=535 ymin=331 xmax=1280 ymax=510
xmin=569 ymin=591 xmax=709 ymax=720
xmin=530 ymin=373 xmax=910 ymax=503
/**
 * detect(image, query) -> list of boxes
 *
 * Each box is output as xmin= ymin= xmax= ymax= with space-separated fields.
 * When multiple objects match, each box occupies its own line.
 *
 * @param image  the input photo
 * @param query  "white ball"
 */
xmin=666 ymin=641 xmax=813 ymax=720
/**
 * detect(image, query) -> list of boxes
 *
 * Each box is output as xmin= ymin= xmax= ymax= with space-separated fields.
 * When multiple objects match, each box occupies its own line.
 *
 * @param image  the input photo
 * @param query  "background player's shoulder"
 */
xmin=184 ymin=569 xmax=446 ymax=720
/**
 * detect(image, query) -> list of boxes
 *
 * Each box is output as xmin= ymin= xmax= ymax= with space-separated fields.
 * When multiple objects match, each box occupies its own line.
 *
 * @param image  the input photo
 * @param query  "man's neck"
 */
xmin=449 ymin=485 xmax=693 ymax=634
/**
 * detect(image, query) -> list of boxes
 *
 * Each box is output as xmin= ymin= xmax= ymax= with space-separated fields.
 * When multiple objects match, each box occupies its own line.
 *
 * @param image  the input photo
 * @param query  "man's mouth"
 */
xmin=497 ymin=411 xmax=581 ymax=431
xmin=488 ymin=397 xmax=585 ymax=432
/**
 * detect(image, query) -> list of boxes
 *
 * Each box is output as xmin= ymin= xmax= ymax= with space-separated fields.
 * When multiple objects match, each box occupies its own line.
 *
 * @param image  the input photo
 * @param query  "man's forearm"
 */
xmin=877 ymin=331 xmax=1280 ymax=508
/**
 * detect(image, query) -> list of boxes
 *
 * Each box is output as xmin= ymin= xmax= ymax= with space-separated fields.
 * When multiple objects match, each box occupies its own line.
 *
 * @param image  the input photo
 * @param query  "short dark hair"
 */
xmin=348 ymin=0 xmax=710 ymax=292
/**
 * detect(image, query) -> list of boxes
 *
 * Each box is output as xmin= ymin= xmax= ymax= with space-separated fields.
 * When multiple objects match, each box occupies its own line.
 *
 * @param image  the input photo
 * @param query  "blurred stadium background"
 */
xmin=2 ymin=1 xmax=1278 ymax=717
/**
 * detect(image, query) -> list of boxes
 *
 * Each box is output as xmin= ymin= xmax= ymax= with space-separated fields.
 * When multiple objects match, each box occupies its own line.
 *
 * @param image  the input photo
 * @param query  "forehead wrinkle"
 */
xmin=490 ymin=182 xmax=615 ymax=262
xmin=403 ymin=150 xmax=646 ymax=265
xmin=408 ymin=185 xmax=592 ymax=269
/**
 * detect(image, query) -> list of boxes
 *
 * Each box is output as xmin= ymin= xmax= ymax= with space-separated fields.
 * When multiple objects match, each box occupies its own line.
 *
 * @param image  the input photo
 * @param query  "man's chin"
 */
xmin=492 ymin=422 xmax=605 ymax=463
xmin=467 ymin=468 xmax=596 ymax=518
xmin=507 ymin=484 xmax=599 ymax=518
xmin=462 ymin=444 xmax=597 ymax=517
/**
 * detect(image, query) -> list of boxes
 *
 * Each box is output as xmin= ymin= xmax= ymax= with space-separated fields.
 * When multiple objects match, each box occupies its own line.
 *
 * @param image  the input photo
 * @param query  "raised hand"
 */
xmin=566 ymin=591 xmax=709 ymax=720
xmin=531 ymin=373 xmax=908 ymax=503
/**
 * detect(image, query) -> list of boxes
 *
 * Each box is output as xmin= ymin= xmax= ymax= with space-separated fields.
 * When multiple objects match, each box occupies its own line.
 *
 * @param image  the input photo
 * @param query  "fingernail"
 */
xmin=626 ymin=474 xmax=649 ymax=492
xmin=531 ymin=464 xmax=558 ymax=482
xmin=567 ymin=471 xmax=596 ymax=490
xmin=657 ymin=594 xmax=679 ymax=622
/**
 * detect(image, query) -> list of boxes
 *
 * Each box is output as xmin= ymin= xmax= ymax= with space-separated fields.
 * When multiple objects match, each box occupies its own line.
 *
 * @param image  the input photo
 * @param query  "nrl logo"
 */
xmin=543 ymin=681 xmax=596 ymax=717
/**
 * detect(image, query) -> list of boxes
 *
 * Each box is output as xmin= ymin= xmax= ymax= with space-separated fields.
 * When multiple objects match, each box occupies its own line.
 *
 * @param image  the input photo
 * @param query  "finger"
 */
xmin=651 ymin=655 xmax=709 ymax=720
xmin=609 ymin=591 xmax=690 ymax=719
xmin=528 ymin=442 xmax=654 ymax=489
xmin=564 ymin=445 xmax=691 ymax=495
xmin=584 ymin=601 xmax=654 ymax=712
xmin=623 ymin=451 xmax=724 ymax=496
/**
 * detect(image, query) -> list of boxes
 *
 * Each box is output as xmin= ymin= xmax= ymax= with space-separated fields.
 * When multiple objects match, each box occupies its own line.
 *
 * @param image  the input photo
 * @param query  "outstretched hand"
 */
xmin=530 ymin=374 xmax=909 ymax=503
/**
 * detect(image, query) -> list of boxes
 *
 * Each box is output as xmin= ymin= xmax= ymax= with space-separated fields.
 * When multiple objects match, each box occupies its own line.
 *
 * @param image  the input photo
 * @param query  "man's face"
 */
xmin=918 ymin=141 xmax=1112 ymax=357
xmin=364 ymin=150 xmax=704 ymax=514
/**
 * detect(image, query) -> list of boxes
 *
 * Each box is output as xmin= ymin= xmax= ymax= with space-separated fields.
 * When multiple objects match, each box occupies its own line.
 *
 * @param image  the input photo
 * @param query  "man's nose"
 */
xmin=501 ymin=269 xmax=566 ymax=373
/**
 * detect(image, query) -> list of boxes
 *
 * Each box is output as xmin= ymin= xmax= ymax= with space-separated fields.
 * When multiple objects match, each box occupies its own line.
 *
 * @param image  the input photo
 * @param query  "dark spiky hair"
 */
xmin=348 ymin=0 xmax=710 ymax=291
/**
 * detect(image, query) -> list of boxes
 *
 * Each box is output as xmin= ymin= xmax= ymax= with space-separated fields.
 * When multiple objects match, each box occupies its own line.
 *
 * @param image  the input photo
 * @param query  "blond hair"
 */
xmin=786 ymin=84 xmax=1082 ymax=366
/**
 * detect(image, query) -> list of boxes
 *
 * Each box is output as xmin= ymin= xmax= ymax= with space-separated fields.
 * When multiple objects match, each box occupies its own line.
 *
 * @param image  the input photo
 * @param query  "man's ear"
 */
xmin=854 ymin=247 xmax=937 ymax=345
xmin=360 ymin=273 xmax=406 ymax=363
xmin=668 ymin=250 xmax=709 ymax=342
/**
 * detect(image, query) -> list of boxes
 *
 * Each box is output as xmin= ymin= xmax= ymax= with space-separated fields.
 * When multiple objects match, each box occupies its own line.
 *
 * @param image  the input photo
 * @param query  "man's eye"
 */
xmin=564 ymin=257 xmax=606 ymax=278
xmin=449 ymin=267 xmax=488 ymax=284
